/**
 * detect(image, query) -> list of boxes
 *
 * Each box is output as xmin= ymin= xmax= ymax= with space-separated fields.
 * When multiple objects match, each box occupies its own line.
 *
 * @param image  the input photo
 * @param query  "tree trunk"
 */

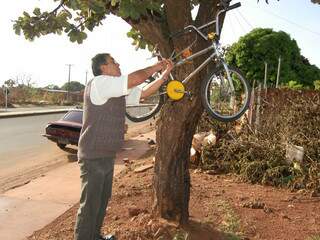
xmin=152 ymin=40 xmax=211 ymax=223
xmin=151 ymin=0 xmax=220 ymax=224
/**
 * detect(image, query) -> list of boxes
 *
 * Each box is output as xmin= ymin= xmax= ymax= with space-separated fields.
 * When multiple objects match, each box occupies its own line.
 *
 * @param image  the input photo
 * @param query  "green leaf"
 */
xmin=23 ymin=11 xmax=31 ymax=18
xmin=80 ymin=31 xmax=87 ymax=40
xmin=33 ymin=7 xmax=41 ymax=16
xmin=13 ymin=23 xmax=21 ymax=35
xmin=111 ymin=0 xmax=119 ymax=7
xmin=69 ymin=0 xmax=80 ymax=10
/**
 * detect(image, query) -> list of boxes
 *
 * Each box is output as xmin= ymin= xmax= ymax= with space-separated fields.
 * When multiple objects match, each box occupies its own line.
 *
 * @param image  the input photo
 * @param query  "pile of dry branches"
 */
xmin=199 ymin=89 xmax=320 ymax=192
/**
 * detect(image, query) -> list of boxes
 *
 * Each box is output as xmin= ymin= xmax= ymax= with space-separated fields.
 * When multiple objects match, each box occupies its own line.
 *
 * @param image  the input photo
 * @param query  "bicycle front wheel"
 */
xmin=125 ymin=78 xmax=165 ymax=122
xmin=201 ymin=66 xmax=251 ymax=122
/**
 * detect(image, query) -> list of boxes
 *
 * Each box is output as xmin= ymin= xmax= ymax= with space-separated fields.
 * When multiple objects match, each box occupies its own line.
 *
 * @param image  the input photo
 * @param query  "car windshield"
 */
xmin=62 ymin=111 xmax=83 ymax=124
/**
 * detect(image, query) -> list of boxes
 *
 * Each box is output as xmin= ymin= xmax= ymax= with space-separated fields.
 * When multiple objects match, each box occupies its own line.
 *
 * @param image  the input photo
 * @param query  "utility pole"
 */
xmin=85 ymin=70 xmax=88 ymax=85
xmin=276 ymin=56 xmax=281 ymax=88
xmin=4 ymin=87 xmax=8 ymax=111
xmin=66 ymin=64 xmax=73 ymax=102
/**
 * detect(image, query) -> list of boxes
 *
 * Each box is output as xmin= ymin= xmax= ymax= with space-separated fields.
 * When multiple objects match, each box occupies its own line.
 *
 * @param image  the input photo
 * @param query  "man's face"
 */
xmin=101 ymin=55 xmax=121 ymax=76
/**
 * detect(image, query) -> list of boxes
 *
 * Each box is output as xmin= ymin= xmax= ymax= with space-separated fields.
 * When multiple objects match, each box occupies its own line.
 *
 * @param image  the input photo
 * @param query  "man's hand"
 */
xmin=153 ymin=59 xmax=168 ymax=72
xmin=140 ymin=59 xmax=174 ymax=99
xmin=161 ymin=59 xmax=174 ymax=81
xmin=128 ymin=59 xmax=173 ymax=89
xmin=164 ymin=59 xmax=174 ymax=72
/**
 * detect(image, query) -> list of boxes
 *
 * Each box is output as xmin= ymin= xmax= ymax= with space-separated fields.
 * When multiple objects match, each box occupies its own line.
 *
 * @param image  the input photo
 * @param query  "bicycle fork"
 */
xmin=221 ymin=60 xmax=236 ymax=109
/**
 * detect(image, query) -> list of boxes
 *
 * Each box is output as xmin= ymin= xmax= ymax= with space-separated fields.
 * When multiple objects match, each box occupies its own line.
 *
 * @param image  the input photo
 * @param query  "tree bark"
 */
xmin=152 ymin=1 xmax=217 ymax=224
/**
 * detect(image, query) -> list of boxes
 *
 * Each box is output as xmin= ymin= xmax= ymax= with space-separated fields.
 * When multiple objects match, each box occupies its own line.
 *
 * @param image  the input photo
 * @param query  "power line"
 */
xmin=261 ymin=9 xmax=320 ymax=37
xmin=233 ymin=10 xmax=248 ymax=34
xmin=242 ymin=0 xmax=320 ymax=37
xmin=228 ymin=12 xmax=238 ymax=41
xmin=237 ymin=9 xmax=254 ymax=30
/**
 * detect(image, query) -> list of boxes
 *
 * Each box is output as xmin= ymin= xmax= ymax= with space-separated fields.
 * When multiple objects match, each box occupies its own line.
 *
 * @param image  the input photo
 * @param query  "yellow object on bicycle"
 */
xmin=208 ymin=32 xmax=217 ymax=40
xmin=166 ymin=80 xmax=185 ymax=100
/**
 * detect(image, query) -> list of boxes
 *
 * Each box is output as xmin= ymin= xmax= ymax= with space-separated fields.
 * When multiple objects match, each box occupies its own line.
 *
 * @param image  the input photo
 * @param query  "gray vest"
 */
xmin=77 ymin=79 xmax=126 ymax=160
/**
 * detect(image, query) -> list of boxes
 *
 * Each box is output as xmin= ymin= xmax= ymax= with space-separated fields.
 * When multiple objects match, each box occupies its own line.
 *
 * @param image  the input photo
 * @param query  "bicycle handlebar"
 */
xmin=226 ymin=2 xmax=241 ymax=11
xmin=169 ymin=2 xmax=241 ymax=40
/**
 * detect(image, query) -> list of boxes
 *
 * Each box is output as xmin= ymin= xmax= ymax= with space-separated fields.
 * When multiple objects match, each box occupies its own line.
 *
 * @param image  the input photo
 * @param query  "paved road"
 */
xmin=0 ymin=113 xmax=70 ymax=183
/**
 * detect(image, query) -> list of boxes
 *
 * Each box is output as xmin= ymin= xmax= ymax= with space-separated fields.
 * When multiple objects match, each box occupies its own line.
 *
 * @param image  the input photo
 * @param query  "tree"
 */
xmin=44 ymin=84 xmax=61 ymax=90
xmin=225 ymin=28 xmax=320 ymax=87
xmin=13 ymin=0 xmax=319 ymax=224
xmin=61 ymin=81 xmax=85 ymax=92
xmin=4 ymin=79 xmax=16 ymax=88
xmin=13 ymin=73 xmax=35 ymax=88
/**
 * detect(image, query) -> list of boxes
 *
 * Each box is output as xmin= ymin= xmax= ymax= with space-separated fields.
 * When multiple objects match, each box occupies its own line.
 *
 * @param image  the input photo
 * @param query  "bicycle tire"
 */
xmin=125 ymin=78 xmax=165 ymax=122
xmin=201 ymin=65 xmax=251 ymax=122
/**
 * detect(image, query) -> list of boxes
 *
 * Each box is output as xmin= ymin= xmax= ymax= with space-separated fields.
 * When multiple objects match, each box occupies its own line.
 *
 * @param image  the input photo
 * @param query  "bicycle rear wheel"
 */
xmin=125 ymin=77 xmax=165 ymax=122
xmin=201 ymin=65 xmax=251 ymax=122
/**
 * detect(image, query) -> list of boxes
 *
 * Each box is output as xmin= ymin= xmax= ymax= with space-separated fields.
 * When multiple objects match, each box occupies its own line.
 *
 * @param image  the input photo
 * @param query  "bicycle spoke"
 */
xmin=203 ymin=66 xmax=250 ymax=121
xmin=125 ymin=80 xmax=165 ymax=122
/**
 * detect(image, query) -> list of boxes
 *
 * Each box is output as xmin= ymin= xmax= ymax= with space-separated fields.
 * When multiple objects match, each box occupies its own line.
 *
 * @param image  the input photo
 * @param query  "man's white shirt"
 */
xmin=89 ymin=75 xmax=142 ymax=105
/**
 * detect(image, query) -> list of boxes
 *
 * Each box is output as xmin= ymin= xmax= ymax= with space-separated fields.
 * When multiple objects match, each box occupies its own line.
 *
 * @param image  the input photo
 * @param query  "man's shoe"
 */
xmin=98 ymin=234 xmax=116 ymax=240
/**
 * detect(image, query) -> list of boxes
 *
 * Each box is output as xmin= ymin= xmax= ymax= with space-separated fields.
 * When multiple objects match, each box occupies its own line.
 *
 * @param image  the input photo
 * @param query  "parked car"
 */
xmin=43 ymin=109 xmax=83 ymax=150
xmin=43 ymin=109 xmax=128 ymax=151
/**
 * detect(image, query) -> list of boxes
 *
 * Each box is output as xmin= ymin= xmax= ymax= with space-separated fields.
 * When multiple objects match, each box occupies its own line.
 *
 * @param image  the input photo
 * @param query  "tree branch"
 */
xmin=163 ymin=0 xmax=192 ymax=49
xmin=126 ymin=17 xmax=171 ymax=56
xmin=50 ymin=0 xmax=67 ymax=15
xmin=195 ymin=0 xmax=219 ymax=27
xmin=164 ymin=0 xmax=192 ymax=32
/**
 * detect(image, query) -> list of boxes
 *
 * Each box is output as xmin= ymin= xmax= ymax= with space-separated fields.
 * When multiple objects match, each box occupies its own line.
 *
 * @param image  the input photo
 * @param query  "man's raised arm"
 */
xmin=127 ymin=60 xmax=167 ymax=89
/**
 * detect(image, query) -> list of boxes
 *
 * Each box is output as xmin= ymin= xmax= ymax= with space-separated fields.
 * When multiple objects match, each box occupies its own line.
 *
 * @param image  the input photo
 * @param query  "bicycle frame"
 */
xmin=174 ymin=43 xmax=219 ymax=85
xmin=169 ymin=33 xmax=235 ymax=95
xmin=167 ymin=2 xmax=241 ymax=90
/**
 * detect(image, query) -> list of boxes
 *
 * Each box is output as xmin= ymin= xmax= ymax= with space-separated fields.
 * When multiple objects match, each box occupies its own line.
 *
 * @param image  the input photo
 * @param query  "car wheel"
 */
xmin=57 ymin=143 xmax=67 ymax=149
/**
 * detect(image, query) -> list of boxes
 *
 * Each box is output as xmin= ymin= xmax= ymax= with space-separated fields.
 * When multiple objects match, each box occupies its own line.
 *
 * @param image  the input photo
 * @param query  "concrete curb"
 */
xmin=0 ymin=109 xmax=72 ymax=119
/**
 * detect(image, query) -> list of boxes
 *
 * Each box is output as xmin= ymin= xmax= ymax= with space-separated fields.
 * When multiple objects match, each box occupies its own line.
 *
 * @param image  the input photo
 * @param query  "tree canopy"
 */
xmin=61 ymin=80 xmax=85 ymax=91
xmin=14 ymin=0 xmax=319 ymax=47
xmin=13 ymin=0 xmax=172 ymax=47
xmin=225 ymin=28 xmax=320 ymax=87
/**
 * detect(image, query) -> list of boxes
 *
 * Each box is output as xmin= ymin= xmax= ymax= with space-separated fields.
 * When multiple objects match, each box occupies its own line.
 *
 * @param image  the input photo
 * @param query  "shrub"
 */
xmin=314 ymin=80 xmax=320 ymax=90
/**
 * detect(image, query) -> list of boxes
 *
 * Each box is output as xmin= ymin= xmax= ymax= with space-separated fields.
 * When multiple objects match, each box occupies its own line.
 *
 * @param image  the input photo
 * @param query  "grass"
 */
xmin=306 ymin=236 xmax=320 ymax=240
xmin=215 ymin=200 xmax=243 ymax=240
xmin=172 ymin=230 xmax=189 ymax=240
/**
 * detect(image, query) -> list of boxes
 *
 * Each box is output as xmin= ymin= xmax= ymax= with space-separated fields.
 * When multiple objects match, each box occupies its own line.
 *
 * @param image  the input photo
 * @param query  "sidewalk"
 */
xmin=0 ymin=130 xmax=155 ymax=240
xmin=0 ymin=105 xmax=76 ymax=118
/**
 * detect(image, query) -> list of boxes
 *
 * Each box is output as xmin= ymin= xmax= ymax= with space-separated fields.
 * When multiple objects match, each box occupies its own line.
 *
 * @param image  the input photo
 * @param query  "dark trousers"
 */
xmin=74 ymin=157 xmax=115 ymax=240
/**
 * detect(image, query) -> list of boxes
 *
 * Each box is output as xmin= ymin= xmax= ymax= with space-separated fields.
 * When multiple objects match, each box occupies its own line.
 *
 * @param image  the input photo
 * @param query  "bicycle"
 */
xmin=125 ymin=0 xmax=251 ymax=123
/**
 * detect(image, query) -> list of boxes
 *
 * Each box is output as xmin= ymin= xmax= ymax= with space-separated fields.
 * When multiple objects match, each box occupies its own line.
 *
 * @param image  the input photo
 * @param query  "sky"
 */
xmin=0 ymin=0 xmax=319 ymax=88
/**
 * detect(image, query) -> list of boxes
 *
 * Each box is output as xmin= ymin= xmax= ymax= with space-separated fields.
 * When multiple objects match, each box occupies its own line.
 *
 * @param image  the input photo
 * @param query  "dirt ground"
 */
xmin=27 ymin=149 xmax=320 ymax=240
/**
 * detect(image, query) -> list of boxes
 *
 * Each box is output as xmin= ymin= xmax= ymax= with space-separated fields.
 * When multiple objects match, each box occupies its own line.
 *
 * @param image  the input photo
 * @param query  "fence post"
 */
xmin=264 ymin=62 xmax=268 ymax=98
xmin=276 ymin=56 xmax=281 ymax=88
xmin=248 ymin=80 xmax=256 ymax=126
xmin=255 ymin=82 xmax=262 ymax=134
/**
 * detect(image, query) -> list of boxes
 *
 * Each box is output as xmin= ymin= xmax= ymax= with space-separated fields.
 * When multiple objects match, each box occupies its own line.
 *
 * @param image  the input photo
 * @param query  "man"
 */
xmin=74 ymin=53 xmax=173 ymax=240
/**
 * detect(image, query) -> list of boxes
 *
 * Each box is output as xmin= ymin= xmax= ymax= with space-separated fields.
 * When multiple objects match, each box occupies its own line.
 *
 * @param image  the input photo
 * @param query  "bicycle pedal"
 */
xmin=166 ymin=80 xmax=185 ymax=101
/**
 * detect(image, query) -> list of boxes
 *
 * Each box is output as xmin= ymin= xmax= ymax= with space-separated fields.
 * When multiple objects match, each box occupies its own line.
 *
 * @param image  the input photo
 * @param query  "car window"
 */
xmin=62 ymin=111 xmax=83 ymax=124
